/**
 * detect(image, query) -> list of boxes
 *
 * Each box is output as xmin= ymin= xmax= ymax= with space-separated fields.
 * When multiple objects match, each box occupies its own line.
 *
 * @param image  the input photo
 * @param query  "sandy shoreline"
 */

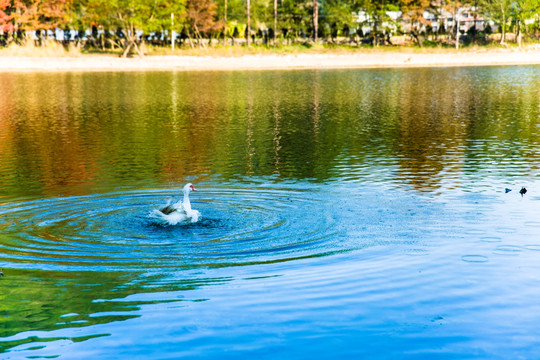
xmin=1 ymin=48 xmax=540 ymax=72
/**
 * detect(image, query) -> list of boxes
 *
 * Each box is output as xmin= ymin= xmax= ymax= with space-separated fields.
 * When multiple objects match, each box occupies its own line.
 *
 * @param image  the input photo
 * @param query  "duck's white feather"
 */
xmin=150 ymin=183 xmax=201 ymax=225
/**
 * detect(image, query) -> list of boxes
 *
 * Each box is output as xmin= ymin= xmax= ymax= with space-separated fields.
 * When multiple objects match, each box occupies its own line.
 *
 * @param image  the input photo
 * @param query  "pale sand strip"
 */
xmin=0 ymin=49 xmax=539 ymax=72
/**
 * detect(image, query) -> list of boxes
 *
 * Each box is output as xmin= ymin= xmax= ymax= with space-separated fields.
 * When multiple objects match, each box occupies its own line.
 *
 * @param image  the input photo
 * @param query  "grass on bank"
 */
xmin=0 ymin=40 xmax=82 ymax=57
xmin=0 ymin=37 xmax=536 ymax=58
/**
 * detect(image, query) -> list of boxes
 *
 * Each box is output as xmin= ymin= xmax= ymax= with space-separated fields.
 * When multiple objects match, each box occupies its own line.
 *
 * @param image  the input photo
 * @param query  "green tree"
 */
xmin=81 ymin=0 xmax=186 ymax=56
xmin=216 ymin=0 xmax=254 ymax=44
xmin=320 ymin=0 xmax=356 ymax=43
xmin=280 ymin=0 xmax=311 ymax=42
xmin=480 ymin=0 xmax=512 ymax=44
xmin=358 ymin=0 xmax=399 ymax=46
xmin=511 ymin=0 xmax=540 ymax=46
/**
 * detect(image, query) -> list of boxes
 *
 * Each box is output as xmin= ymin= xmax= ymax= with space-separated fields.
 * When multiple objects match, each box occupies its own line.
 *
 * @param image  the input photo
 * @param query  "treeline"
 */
xmin=1 ymin=0 xmax=539 ymax=56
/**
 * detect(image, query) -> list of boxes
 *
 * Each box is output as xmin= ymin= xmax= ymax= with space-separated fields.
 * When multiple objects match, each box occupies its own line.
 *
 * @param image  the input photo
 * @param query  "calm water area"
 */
xmin=1 ymin=66 xmax=540 ymax=359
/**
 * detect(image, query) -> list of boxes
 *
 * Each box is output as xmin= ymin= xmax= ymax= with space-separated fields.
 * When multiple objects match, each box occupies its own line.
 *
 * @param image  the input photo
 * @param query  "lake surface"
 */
xmin=1 ymin=66 xmax=540 ymax=359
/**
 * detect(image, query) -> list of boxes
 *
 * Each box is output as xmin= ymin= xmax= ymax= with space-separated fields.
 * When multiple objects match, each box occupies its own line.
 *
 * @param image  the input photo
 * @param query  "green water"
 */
xmin=2 ymin=67 xmax=539 ymax=198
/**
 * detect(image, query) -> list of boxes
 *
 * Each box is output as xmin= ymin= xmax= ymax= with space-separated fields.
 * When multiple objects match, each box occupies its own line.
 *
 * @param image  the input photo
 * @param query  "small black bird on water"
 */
xmin=520 ymin=187 xmax=527 ymax=197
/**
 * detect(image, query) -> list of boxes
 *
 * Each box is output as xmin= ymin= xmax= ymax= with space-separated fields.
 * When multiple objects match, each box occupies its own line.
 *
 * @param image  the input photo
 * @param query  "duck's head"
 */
xmin=183 ymin=183 xmax=197 ymax=194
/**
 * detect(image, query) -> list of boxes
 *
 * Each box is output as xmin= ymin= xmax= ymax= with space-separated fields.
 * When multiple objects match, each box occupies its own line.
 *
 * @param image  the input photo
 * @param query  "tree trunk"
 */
xmin=186 ymin=31 xmax=195 ymax=48
xmin=122 ymin=38 xmax=144 ymax=57
xmin=274 ymin=0 xmax=277 ymax=46
xmin=517 ymin=19 xmax=522 ymax=47
xmin=313 ymin=0 xmax=318 ymax=42
xmin=121 ymin=22 xmax=144 ymax=58
xmin=455 ymin=17 xmax=459 ymax=49
xmin=411 ymin=29 xmax=423 ymax=47
xmin=193 ymin=24 xmax=207 ymax=49
xmin=246 ymin=0 xmax=251 ymax=46
xmin=223 ymin=0 xmax=227 ymax=45
xmin=122 ymin=42 xmax=132 ymax=57
xmin=500 ymin=6 xmax=506 ymax=45
xmin=472 ymin=0 xmax=479 ymax=44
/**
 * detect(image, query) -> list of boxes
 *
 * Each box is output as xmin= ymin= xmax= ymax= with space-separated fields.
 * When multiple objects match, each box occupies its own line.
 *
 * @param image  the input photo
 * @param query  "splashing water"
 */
xmin=148 ymin=198 xmax=202 ymax=226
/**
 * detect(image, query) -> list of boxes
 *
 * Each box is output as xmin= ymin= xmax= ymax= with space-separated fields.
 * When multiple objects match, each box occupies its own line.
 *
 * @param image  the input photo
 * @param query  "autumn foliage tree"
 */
xmin=400 ymin=0 xmax=431 ymax=46
xmin=0 ymin=0 xmax=71 ymax=44
xmin=15 ymin=0 xmax=70 ymax=32
xmin=0 ymin=0 xmax=14 ymax=34
xmin=184 ymin=0 xmax=222 ymax=48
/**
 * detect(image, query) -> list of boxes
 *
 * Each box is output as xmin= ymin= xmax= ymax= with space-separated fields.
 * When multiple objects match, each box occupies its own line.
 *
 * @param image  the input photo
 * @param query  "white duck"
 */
xmin=151 ymin=183 xmax=201 ymax=225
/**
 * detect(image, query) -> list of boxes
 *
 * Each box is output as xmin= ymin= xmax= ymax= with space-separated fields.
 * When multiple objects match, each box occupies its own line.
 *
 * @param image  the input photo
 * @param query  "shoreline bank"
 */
xmin=1 ymin=48 xmax=540 ymax=72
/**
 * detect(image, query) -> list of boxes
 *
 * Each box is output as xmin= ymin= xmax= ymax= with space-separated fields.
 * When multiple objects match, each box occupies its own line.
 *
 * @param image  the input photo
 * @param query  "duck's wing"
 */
xmin=158 ymin=198 xmax=178 ymax=215
xmin=159 ymin=204 xmax=177 ymax=215
xmin=160 ymin=200 xmax=188 ymax=215
xmin=149 ymin=209 xmax=188 ymax=226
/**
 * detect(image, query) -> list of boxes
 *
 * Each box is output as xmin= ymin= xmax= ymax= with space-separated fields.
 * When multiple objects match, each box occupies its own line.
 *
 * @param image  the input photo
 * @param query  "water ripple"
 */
xmin=0 ymin=187 xmax=343 ymax=271
xmin=461 ymin=255 xmax=489 ymax=263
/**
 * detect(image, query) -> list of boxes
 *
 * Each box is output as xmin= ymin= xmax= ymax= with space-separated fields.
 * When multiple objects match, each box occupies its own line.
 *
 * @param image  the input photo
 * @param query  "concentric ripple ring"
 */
xmin=0 ymin=186 xmax=342 ymax=272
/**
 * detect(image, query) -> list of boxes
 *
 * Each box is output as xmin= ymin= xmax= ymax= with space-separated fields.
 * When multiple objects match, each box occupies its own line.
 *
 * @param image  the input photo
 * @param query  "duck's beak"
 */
xmin=191 ymin=186 xmax=197 ymax=191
